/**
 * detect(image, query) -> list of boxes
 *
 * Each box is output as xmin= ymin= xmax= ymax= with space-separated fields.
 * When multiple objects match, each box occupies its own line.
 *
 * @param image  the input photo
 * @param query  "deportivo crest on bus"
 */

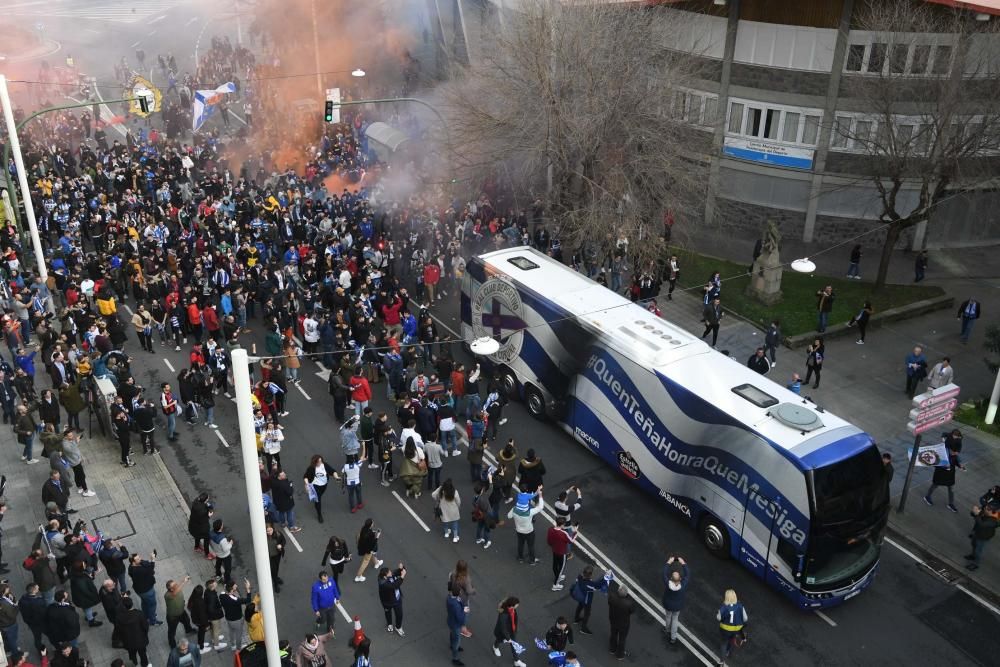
xmin=470 ymin=277 xmax=526 ymax=365
xmin=618 ymin=450 xmax=641 ymax=480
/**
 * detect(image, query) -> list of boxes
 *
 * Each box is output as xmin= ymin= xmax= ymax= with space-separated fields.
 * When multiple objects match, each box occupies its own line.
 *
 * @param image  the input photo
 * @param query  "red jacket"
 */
xmin=381 ymin=298 xmax=403 ymax=326
xmin=203 ymin=306 xmax=220 ymax=331
xmin=547 ymin=526 xmax=572 ymax=556
xmin=350 ymin=375 xmax=372 ymax=402
xmin=423 ymin=263 xmax=441 ymax=286
xmin=187 ymin=303 xmax=201 ymax=325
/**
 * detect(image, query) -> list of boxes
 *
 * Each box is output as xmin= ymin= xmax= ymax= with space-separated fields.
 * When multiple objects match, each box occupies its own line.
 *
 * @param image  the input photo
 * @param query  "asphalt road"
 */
xmin=102 ymin=288 xmax=996 ymax=667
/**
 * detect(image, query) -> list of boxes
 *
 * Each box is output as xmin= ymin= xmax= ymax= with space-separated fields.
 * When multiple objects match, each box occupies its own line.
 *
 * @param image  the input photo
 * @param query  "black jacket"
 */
xmin=116 ymin=608 xmax=150 ymax=650
xmin=42 ymin=479 xmax=70 ymax=509
xmin=128 ymin=560 xmax=156 ymax=594
xmin=18 ymin=594 xmax=47 ymax=628
xmin=608 ymin=588 xmax=636 ymax=628
xmin=517 ymin=458 xmax=546 ymax=493
xmin=188 ymin=499 xmax=212 ymax=538
xmin=45 ymin=602 xmax=81 ymax=643
xmin=377 ymin=572 xmax=404 ymax=607
xmin=204 ymin=588 xmax=225 ymax=621
xmin=270 ymin=477 xmax=295 ymax=512
xmin=221 ymin=592 xmax=250 ymax=621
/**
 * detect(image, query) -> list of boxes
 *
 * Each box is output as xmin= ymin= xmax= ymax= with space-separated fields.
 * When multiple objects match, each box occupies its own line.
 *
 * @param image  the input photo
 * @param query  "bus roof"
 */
xmin=478 ymin=246 xmax=867 ymax=463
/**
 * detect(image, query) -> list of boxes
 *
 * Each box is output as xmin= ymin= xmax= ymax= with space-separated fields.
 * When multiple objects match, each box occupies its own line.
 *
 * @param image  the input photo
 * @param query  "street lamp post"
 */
xmin=230 ymin=348 xmax=281 ymax=666
xmin=0 ymin=75 xmax=48 ymax=282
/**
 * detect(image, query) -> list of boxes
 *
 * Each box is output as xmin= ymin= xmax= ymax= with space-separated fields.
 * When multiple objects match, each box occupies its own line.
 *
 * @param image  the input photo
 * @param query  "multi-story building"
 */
xmin=438 ymin=0 xmax=1000 ymax=248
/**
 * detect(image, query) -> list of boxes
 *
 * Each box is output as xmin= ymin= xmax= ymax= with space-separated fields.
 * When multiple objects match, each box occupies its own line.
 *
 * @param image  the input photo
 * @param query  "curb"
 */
xmin=884 ymin=519 xmax=999 ymax=606
xmin=784 ymin=294 xmax=955 ymax=349
xmin=5 ymin=39 xmax=62 ymax=63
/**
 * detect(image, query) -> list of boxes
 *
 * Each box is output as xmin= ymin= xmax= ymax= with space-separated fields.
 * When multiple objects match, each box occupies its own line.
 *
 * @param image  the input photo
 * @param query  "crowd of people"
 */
xmin=0 ymin=19 xmax=797 ymax=666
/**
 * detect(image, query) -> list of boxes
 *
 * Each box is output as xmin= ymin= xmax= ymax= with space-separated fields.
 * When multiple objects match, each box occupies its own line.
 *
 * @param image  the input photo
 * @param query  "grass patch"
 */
xmin=672 ymin=248 xmax=945 ymax=337
xmin=955 ymin=400 xmax=1000 ymax=438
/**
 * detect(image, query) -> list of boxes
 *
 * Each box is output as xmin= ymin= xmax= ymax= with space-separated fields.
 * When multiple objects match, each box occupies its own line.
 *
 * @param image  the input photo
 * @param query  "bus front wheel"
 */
xmin=525 ymin=385 xmax=546 ymax=420
xmin=700 ymin=517 xmax=731 ymax=558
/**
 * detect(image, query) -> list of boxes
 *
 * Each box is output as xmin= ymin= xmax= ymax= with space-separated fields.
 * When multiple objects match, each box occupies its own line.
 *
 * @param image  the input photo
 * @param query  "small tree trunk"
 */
xmin=874 ymin=221 xmax=902 ymax=292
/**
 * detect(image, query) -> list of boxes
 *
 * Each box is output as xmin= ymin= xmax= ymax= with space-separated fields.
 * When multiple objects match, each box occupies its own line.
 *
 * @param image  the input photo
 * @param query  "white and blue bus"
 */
xmin=461 ymin=247 xmax=890 ymax=608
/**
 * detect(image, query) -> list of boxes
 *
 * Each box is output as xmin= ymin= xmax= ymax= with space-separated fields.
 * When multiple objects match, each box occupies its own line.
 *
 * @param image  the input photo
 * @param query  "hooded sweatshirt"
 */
xmin=507 ymin=497 xmax=545 ymax=534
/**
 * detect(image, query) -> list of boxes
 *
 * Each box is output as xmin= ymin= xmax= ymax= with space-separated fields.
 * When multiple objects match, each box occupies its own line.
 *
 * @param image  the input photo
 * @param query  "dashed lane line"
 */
xmin=294 ymin=383 xmax=312 ymax=400
xmin=283 ymin=527 xmax=304 ymax=553
xmin=215 ymin=430 xmax=230 ymax=449
xmin=391 ymin=490 xmax=431 ymax=532
xmin=163 ymin=358 xmax=175 ymax=373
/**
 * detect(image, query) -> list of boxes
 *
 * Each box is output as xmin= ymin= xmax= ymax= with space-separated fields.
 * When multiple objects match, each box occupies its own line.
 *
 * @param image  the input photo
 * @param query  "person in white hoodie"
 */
xmin=507 ymin=489 xmax=544 ymax=564
xmin=209 ymin=519 xmax=234 ymax=582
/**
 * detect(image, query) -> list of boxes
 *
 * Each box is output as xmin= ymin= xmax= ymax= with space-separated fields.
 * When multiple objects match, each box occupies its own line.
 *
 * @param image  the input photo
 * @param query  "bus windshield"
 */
xmin=803 ymin=446 xmax=890 ymax=589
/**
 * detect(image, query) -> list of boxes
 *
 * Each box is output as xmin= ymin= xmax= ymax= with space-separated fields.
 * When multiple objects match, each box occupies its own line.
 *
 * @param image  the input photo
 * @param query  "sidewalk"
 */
xmin=0 ymin=421 xmax=230 ymax=666
xmin=657 ymin=271 xmax=1000 ymax=599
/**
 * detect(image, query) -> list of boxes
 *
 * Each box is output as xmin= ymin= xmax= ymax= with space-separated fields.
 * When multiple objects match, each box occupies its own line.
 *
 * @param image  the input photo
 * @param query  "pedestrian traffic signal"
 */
xmin=325 ymin=100 xmax=334 ymax=123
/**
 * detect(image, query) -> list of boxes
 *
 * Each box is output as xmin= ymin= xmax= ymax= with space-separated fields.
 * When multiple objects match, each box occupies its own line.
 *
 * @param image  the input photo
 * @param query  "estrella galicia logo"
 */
xmin=617 ymin=451 xmax=640 ymax=480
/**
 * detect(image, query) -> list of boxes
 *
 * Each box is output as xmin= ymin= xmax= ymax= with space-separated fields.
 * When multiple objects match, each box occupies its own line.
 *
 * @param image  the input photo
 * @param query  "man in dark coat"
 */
xmin=41 ymin=470 xmax=71 ymax=513
xmin=701 ymin=298 xmax=724 ymax=347
xmin=18 ymin=583 xmax=48 ymax=654
xmin=608 ymin=583 xmax=635 ymax=660
xmin=44 ymin=590 xmax=81 ymax=646
xmin=116 ymin=596 xmax=151 ymax=667
xmin=188 ymin=493 xmax=213 ymax=555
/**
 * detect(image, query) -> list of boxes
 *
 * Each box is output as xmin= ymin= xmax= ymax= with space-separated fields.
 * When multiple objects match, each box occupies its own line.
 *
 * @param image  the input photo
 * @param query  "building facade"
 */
xmin=445 ymin=0 xmax=1000 ymax=248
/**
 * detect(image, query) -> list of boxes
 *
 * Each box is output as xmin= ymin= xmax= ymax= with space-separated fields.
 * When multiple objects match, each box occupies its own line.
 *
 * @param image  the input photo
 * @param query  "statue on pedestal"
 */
xmin=746 ymin=220 xmax=783 ymax=305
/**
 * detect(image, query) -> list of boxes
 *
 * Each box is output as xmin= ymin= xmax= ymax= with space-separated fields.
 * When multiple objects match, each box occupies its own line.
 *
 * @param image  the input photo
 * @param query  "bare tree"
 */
xmin=834 ymin=0 xmax=1000 ymax=290
xmin=437 ymin=0 xmax=711 ymax=273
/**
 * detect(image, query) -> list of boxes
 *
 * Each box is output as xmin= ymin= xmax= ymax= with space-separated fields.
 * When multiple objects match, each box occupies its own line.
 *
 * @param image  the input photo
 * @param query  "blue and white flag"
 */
xmin=192 ymin=82 xmax=236 ymax=131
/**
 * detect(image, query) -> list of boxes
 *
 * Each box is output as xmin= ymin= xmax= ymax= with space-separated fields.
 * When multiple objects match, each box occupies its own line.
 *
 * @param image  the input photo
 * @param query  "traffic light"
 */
xmin=324 ymin=100 xmax=334 ymax=123
xmin=137 ymin=95 xmax=149 ymax=114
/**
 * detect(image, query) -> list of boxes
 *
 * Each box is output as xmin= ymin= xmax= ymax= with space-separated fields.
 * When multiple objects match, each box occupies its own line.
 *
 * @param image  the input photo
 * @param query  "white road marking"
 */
xmin=185 ymin=17 xmax=199 ymax=26
xmin=391 ymin=491 xmax=431 ymax=532
xmin=122 ymin=304 xmax=134 ymax=316
xmin=227 ymin=109 xmax=247 ymax=125
xmin=131 ymin=40 xmax=142 ymax=48
xmin=884 ymin=536 xmax=923 ymax=564
xmin=335 ymin=600 xmax=353 ymax=624
xmin=815 ymin=610 xmax=837 ymax=627
xmin=295 ymin=383 xmax=312 ymax=400
xmin=163 ymin=358 xmax=175 ymax=373
xmin=316 ymin=369 xmax=331 ymax=382
xmin=148 ymin=14 xmax=167 ymax=24
xmin=215 ymin=430 xmax=230 ymax=449
xmin=956 ymin=585 xmax=1000 ymax=617
xmin=283 ymin=527 xmax=303 ymax=553
xmin=484 ymin=450 xmax=717 ymax=665
xmin=148 ymin=30 xmax=157 ymax=36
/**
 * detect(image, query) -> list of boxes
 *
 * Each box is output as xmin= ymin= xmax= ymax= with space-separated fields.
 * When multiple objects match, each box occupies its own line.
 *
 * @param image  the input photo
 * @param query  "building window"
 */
xmin=896 ymin=123 xmax=915 ymax=144
xmin=868 ymin=43 xmax=887 ymax=73
xmin=846 ymin=44 xmax=865 ymax=72
xmin=911 ymin=45 xmax=931 ymax=74
xmin=728 ymin=102 xmax=744 ymax=134
xmin=854 ymin=120 xmax=873 ymax=146
xmin=931 ymin=45 xmax=952 ymax=75
xmin=802 ymin=115 xmax=821 ymax=145
xmin=689 ymin=95 xmax=703 ymax=125
xmin=782 ymin=112 xmax=800 ymax=143
xmin=764 ymin=109 xmax=779 ymax=140
xmin=832 ymin=117 xmax=851 ymax=148
xmin=889 ymin=44 xmax=909 ymax=75
xmin=704 ymin=97 xmax=718 ymax=125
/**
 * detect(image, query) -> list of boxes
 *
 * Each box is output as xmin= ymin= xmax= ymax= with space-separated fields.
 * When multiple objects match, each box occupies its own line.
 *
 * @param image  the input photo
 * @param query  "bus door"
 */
xmin=764 ymin=499 xmax=804 ymax=593
xmin=738 ymin=492 xmax=776 ymax=579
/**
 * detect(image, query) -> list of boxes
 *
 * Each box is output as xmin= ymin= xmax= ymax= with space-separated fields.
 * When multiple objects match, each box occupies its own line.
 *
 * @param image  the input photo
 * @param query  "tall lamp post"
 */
xmin=231 ymin=348 xmax=281 ymax=666
xmin=0 ymin=74 xmax=48 ymax=282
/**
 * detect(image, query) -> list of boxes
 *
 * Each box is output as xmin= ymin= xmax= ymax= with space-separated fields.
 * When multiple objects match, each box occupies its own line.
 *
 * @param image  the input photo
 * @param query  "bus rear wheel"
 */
xmin=525 ymin=385 xmax=546 ymax=420
xmin=499 ymin=367 xmax=519 ymax=399
xmin=700 ymin=517 xmax=730 ymax=558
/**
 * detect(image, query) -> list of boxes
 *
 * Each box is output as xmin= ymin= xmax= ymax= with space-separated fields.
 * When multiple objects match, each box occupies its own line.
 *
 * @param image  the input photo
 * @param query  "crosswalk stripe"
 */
xmin=6 ymin=0 xmax=188 ymax=24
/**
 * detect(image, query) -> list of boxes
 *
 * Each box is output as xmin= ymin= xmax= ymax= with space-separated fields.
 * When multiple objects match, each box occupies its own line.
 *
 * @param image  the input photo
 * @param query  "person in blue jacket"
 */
xmin=570 ymin=566 xmax=608 ymax=635
xmin=310 ymin=572 xmax=340 ymax=633
xmin=446 ymin=585 xmax=467 ymax=666
xmin=661 ymin=556 xmax=690 ymax=645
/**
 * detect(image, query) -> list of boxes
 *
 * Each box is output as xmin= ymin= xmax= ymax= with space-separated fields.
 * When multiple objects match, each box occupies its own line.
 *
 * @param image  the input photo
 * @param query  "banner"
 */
xmin=907 ymin=441 xmax=951 ymax=467
xmin=192 ymin=82 xmax=236 ymax=131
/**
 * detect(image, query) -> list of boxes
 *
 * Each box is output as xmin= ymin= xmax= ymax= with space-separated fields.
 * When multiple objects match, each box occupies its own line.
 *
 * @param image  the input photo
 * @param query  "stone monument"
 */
xmin=746 ymin=220 xmax=783 ymax=305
